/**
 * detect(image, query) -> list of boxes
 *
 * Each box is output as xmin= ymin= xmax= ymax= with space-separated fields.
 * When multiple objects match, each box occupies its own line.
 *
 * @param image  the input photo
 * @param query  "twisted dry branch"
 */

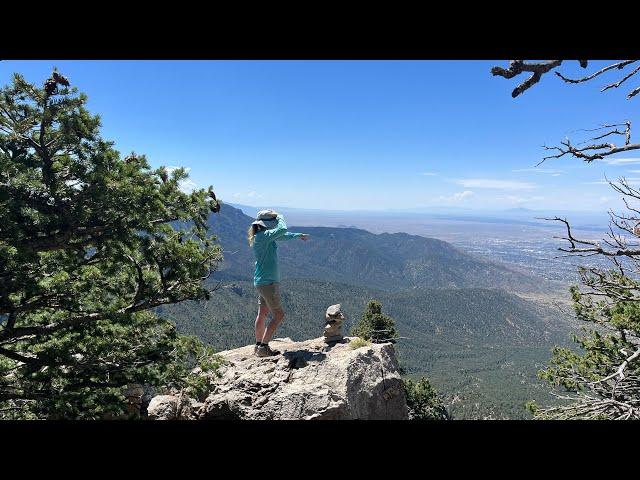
xmin=492 ymin=60 xmax=640 ymax=100
xmin=490 ymin=60 xmax=564 ymax=98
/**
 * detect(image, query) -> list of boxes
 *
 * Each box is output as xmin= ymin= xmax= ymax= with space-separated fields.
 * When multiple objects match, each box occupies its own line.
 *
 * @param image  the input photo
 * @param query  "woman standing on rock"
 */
xmin=248 ymin=210 xmax=309 ymax=357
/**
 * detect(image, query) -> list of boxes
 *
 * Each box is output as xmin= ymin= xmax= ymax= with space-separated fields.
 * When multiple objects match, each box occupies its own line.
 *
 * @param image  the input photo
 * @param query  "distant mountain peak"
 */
xmin=504 ymin=207 xmax=534 ymax=212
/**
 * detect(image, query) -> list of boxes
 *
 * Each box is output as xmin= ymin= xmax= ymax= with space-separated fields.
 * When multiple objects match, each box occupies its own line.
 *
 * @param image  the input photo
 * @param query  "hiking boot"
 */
xmin=255 ymin=344 xmax=280 ymax=357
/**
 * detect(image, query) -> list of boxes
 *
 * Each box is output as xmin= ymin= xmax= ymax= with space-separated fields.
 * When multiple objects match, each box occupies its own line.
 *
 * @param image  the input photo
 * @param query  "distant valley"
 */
xmin=162 ymin=203 xmax=583 ymax=419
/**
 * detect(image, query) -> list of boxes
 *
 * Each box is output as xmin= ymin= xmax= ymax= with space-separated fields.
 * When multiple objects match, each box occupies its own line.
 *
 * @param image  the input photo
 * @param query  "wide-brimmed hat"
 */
xmin=252 ymin=209 xmax=278 ymax=229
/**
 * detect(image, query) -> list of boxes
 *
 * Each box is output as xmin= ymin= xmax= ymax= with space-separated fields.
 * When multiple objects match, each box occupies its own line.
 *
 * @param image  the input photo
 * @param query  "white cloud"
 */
xmin=233 ymin=191 xmax=263 ymax=199
xmin=421 ymin=172 xmax=437 ymax=176
xmin=166 ymin=166 xmax=191 ymax=174
xmin=178 ymin=179 xmax=197 ymax=193
xmin=512 ymin=168 xmax=564 ymax=175
xmin=439 ymin=190 xmax=474 ymax=202
xmin=583 ymin=177 xmax=640 ymax=186
xmin=164 ymin=165 xmax=197 ymax=193
xmin=454 ymin=190 xmax=474 ymax=200
xmin=598 ymin=158 xmax=640 ymax=165
xmin=454 ymin=178 xmax=537 ymax=190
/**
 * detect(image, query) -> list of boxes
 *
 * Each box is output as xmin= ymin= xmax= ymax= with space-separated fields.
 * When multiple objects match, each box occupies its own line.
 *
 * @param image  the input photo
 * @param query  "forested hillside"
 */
xmin=162 ymin=203 xmax=579 ymax=418
xmin=208 ymin=204 xmax=549 ymax=294
xmin=161 ymin=278 xmax=574 ymax=418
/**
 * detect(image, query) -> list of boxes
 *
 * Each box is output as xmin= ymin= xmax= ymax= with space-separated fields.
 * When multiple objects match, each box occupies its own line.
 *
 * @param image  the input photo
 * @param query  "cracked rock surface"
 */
xmin=149 ymin=336 xmax=409 ymax=420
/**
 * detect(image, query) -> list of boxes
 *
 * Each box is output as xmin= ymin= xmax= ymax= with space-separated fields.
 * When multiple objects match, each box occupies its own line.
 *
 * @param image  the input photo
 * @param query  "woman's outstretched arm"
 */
xmin=261 ymin=214 xmax=308 ymax=241
xmin=277 ymin=232 xmax=307 ymax=241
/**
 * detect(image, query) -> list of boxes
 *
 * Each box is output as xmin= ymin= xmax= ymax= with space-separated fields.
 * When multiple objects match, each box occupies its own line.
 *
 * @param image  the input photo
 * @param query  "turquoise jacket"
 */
xmin=252 ymin=214 xmax=304 ymax=286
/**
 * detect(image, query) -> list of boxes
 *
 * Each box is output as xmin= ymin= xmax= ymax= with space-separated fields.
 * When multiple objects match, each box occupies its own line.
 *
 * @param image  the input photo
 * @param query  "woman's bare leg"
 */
xmin=255 ymin=304 xmax=270 ymax=343
xmin=260 ymin=308 xmax=285 ymax=344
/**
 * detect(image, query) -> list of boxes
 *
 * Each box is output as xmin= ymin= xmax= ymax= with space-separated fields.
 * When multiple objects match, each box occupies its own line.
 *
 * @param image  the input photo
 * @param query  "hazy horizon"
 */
xmin=227 ymin=200 xmax=614 ymax=215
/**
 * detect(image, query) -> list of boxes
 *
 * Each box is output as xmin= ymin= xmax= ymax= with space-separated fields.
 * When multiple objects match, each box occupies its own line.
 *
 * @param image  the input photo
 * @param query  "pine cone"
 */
xmin=208 ymin=188 xmax=220 ymax=212
xmin=44 ymin=78 xmax=57 ymax=96
xmin=44 ymin=71 xmax=71 ymax=96
xmin=52 ymin=72 xmax=70 ymax=87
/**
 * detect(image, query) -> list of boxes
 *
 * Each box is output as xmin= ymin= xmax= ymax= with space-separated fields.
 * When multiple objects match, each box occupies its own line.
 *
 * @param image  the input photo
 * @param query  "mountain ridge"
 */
xmin=210 ymin=203 xmax=549 ymax=294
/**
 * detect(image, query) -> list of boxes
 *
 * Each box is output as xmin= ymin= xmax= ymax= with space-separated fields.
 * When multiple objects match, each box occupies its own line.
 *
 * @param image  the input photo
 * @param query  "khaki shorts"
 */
xmin=256 ymin=282 xmax=283 ymax=313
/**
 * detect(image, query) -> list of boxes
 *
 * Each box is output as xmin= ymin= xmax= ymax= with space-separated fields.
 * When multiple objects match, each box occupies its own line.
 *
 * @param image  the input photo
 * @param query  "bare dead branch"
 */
xmin=539 ymin=122 xmax=640 ymax=164
xmin=628 ymin=86 xmax=640 ymax=99
xmin=594 ymin=347 xmax=640 ymax=383
xmin=491 ymin=60 xmax=563 ymax=98
xmin=556 ymin=60 xmax=638 ymax=85
xmin=602 ymin=65 xmax=640 ymax=93
xmin=492 ymin=60 xmax=640 ymax=100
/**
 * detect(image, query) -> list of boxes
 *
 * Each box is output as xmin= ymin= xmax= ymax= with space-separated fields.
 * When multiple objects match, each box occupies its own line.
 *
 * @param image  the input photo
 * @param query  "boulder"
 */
xmin=146 ymin=394 xmax=201 ymax=420
xmin=147 ymin=395 xmax=179 ymax=420
xmin=189 ymin=336 xmax=409 ymax=420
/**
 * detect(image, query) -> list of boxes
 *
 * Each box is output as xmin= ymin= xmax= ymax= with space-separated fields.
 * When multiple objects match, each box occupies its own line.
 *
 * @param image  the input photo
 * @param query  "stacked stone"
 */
xmin=324 ymin=304 xmax=345 ymax=343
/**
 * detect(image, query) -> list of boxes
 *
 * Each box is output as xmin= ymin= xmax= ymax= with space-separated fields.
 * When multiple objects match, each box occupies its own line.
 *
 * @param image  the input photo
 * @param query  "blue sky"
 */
xmin=1 ymin=60 xmax=638 ymax=212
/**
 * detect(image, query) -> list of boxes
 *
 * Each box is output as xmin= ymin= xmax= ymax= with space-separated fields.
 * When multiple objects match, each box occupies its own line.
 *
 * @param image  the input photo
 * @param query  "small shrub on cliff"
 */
xmin=403 ymin=376 xmax=450 ymax=420
xmin=160 ymin=335 xmax=223 ymax=400
xmin=349 ymin=337 xmax=371 ymax=350
xmin=351 ymin=300 xmax=398 ymax=343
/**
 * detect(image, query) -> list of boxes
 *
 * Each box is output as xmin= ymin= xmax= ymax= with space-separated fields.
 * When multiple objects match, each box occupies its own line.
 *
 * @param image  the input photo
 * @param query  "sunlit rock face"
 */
xmin=147 ymin=336 xmax=408 ymax=421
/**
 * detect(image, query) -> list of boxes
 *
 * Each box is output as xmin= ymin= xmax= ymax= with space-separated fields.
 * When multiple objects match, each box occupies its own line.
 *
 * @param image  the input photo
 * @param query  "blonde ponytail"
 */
xmin=248 ymin=224 xmax=265 ymax=246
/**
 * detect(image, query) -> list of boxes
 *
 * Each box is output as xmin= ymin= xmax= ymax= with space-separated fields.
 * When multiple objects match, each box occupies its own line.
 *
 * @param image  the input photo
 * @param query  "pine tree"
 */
xmin=0 ymin=70 xmax=222 ymax=419
xmin=403 ymin=376 xmax=449 ymax=420
xmin=351 ymin=300 xmax=398 ymax=343
xmin=492 ymin=60 xmax=640 ymax=419
xmin=528 ymin=259 xmax=640 ymax=419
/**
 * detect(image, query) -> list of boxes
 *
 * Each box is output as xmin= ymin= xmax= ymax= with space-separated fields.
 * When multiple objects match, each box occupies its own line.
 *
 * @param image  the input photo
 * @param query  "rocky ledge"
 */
xmin=148 ymin=336 xmax=409 ymax=420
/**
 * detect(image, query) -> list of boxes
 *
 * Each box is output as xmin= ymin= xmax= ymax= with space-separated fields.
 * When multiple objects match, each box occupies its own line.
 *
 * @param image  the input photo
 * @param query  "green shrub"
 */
xmin=349 ymin=337 xmax=371 ymax=350
xmin=351 ymin=300 xmax=398 ymax=343
xmin=403 ymin=376 xmax=450 ymax=420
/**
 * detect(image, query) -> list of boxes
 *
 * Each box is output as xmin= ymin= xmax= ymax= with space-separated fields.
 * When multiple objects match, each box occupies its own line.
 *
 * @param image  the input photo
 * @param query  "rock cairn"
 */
xmin=324 ymin=304 xmax=345 ymax=343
